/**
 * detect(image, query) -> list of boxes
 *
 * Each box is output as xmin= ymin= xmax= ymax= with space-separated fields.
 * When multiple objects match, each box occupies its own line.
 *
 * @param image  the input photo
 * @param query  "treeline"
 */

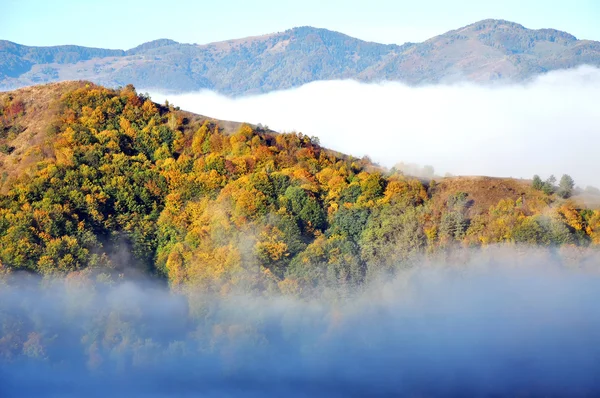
xmin=0 ymin=83 xmax=599 ymax=293
xmin=532 ymin=174 xmax=575 ymax=198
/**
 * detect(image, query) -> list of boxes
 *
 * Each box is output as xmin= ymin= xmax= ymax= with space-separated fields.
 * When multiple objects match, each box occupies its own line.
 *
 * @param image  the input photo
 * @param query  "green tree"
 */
xmin=440 ymin=211 xmax=468 ymax=240
xmin=328 ymin=206 xmax=370 ymax=242
xmin=532 ymin=175 xmax=543 ymax=190
xmin=513 ymin=217 xmax=547 ymax=245
xmin=557 ymin=174 xmax=575 ymax=199
xmin=283 ymin=186 xmax=326 ymax=233
xmin=360 ymin=205 xmax=425 ymax=274
xmin=542 ymin=175 xmax=556 ymax=195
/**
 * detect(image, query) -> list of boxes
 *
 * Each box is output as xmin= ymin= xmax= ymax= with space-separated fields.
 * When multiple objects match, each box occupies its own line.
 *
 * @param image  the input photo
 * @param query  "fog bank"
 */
xmin=150 ymin=66 xmax=600 ymax=187
xmin=2 ymin=247 xmax=600 ymax=396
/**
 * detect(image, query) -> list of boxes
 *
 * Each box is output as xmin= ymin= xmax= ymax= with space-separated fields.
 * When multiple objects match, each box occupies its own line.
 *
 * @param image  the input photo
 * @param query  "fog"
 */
xmin=150 ymin=66 xmax=600 ymax=187
xmin=2 ymin=247 xmax=600 ymax=397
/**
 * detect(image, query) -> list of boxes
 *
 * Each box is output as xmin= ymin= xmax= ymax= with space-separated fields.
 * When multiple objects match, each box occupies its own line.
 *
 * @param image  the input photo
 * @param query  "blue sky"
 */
xmin=2 ymin=0 xmax=599 ymax=49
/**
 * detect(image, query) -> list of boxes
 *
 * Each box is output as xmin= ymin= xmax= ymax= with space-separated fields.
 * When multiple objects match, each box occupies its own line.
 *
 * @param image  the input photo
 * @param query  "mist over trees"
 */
xmin=3 ymin=248 xmax=600 ymax=397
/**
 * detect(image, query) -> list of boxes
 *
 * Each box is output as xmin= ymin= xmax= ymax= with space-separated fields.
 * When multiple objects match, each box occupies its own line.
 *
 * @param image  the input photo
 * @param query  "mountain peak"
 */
xmin=464 ymin=19 xmax=526 ymax=30
xmin=287 ymin=26 xmax=336 ymax=34
xmin=456 ymin=19 xmax=577 ymax=41
xmin=286 ymin=26 xmax=373 ymax=43
xmin=126 ymin=39 xmax=179 ymax=54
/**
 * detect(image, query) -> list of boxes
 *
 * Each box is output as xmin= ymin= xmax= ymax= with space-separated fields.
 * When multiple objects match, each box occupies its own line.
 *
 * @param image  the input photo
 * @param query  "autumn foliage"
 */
xmin=0 ymin=83 xmax=598 ymax=294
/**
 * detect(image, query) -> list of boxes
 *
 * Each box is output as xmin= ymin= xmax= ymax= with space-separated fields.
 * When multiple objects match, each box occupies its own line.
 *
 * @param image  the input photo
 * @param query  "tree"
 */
xmin=440 ymin=211 xmax=468 ymax=240
xmin=283 ymin=186 xmax=326 ymax=233
xmin=532 ymin=175 xmax=543 ymax=190
xmin=329 ymin=206 xmax=370 ymax=242
xmin=513 ymin=217 xmax=547 ymax=245
xmin=447 ymin=191 xmax=468 ymax=210
xmin=542 ymin=175 xmax=556 ymax=195
xmin=557 ymin=174 xmax=575 ymax=199
xmin=360 ymin=205 xmax=425 ymax=273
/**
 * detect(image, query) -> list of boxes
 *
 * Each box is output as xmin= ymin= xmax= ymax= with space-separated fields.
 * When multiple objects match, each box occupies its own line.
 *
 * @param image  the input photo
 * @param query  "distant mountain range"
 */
xmin=2 ymin=19 xmax=600 ymax=95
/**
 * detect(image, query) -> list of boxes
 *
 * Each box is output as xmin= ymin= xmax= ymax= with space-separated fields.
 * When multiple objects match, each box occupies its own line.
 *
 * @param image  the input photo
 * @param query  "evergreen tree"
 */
xmin=558 ymin=174 xmax=575 ymax=198
xmin=542 ymin=175 xmax=556 ymax=195
xmin=532 ymin=175 xmax=543 ymax=190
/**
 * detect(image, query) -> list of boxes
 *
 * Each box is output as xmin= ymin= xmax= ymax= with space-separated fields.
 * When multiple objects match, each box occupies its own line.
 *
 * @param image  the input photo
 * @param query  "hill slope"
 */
xmin=0 ymin=81 xmax=598 ymax=290
xmin=1 ymin=19 xmax=599 ymax=95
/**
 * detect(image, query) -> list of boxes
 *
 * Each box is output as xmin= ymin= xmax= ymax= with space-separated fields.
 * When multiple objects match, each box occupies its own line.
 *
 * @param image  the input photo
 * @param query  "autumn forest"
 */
xmin=1 ymin=81 xmax=600 ymax=396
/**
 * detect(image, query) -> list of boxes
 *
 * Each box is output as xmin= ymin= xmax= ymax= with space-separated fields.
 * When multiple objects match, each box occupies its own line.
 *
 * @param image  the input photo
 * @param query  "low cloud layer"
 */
xmin=2 ymin=248 xmax=600 ymax=396
xmin=150 ymin=66 xmax=600 ymax=187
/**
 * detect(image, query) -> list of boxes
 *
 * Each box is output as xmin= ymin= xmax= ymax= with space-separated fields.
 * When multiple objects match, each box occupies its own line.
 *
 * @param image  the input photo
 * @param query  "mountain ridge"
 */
xmin=1 ymin=19 xmax=600 ymax=95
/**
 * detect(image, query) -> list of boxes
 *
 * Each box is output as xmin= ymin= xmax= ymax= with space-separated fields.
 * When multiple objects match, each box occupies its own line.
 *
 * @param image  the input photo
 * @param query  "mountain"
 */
xmin=0 ymin=81 xmax=598 ymax=283
xmin=364 ymin=19 xmax=600 ymax=83
xmin=1 ymin=19 xmax=599 ymax=95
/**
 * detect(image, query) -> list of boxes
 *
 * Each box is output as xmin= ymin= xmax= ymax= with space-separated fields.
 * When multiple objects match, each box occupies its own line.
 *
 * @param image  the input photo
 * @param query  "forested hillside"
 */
xmin=0 ymin=81 xmax=598 ymax=294
xmin=2 ymin=19 xmax=600 ymax=94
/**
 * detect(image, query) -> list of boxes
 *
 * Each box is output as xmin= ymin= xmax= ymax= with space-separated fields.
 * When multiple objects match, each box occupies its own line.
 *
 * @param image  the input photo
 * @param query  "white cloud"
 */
xmin=149 ymin=66 xmax=600 ymax=187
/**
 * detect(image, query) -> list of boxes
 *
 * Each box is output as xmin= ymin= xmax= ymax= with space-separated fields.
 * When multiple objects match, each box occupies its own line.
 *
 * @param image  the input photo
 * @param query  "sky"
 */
xmin=2 ymin=0 xmax=600 ymax=49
